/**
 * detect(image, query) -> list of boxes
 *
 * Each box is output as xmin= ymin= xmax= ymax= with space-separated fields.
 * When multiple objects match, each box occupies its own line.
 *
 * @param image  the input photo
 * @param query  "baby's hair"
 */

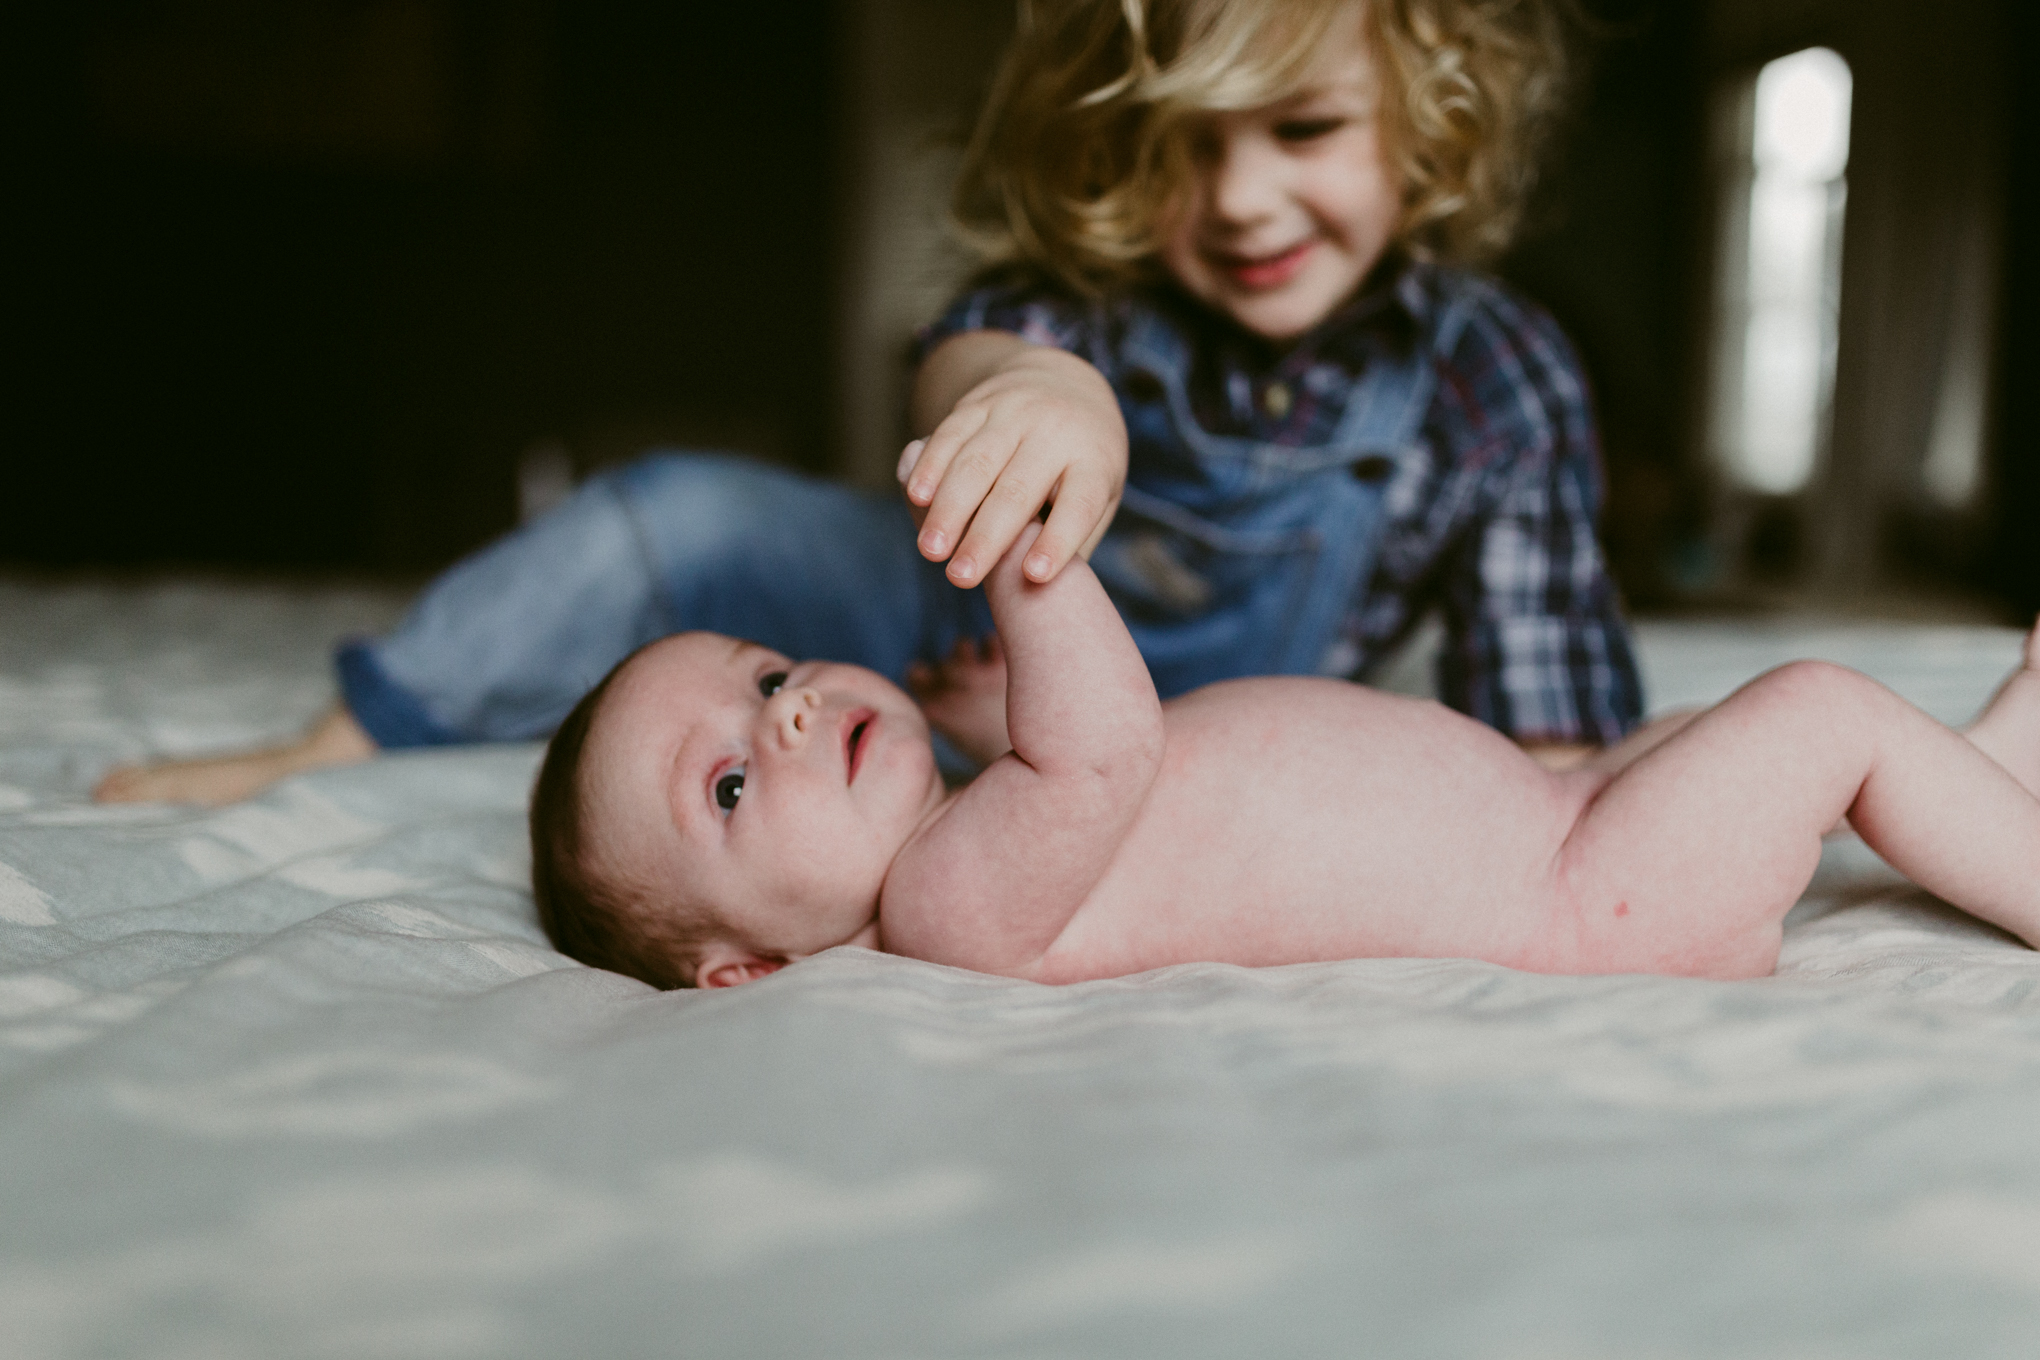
xmin=953 ymin=0 xmax=1576 ymax=294
xmin=529 ymin=664 xmax=707 ymax=990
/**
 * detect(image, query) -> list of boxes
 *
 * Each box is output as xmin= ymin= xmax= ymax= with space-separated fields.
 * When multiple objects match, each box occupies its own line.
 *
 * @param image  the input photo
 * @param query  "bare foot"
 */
xmin=93 ymin=706 xmax=378 ymax=806
xmin=1963 ymin=616 xmax=2040 ymax=798
xmin=908 ymin=635 xmax=1011 ymax=766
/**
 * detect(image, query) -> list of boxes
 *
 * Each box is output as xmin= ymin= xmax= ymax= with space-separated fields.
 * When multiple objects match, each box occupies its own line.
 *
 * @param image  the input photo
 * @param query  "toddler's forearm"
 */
xmin=909 ymin=331 xmax=1031 ymax=436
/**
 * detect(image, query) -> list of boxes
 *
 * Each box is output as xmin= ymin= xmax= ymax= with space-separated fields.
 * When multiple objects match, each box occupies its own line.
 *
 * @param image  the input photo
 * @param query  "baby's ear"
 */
xmin=694 ymin=940 xmax=789 ymax=989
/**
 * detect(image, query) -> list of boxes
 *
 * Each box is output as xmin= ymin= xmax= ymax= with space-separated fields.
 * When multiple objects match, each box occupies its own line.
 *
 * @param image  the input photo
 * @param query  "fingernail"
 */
xmin=950 ymin=556 xmax=977 ymax=584
xmin=921 ymin=529 xmax=948 ymax=556
xmin=909 ymin=481 xmax=933 ymax=505
xmin=1026 ymin=553 xmax=1052 ymax=580
xmin=897 ymin=440 xmax=925 ymax=483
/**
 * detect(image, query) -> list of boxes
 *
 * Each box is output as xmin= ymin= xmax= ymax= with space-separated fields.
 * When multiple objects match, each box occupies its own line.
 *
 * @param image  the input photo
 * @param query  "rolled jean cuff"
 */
xmin=335 ymin=639 xmax=467 ymax=749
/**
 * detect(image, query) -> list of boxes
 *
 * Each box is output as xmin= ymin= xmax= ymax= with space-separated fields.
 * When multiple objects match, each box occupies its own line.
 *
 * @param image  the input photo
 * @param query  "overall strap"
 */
xmin=1323 ymin=281 xmax=1480 ymax=466
xmin=1266 ymin=284 xmax=1481 ymax=672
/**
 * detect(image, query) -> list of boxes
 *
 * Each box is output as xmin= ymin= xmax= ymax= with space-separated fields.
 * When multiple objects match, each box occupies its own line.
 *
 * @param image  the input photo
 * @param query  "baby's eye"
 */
xmin=759 ymin=671 xmax=789 ymax=698
xmin=714 ymin=766 xmax=746 ymax=813
xmin=1274 ymin=117 xmax=1345 ymax=143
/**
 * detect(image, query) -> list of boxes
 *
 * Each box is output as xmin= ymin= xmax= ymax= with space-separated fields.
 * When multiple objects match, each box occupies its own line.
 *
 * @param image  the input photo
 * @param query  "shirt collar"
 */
xmin=1152 ymin=251 xmax=1431 ymax=379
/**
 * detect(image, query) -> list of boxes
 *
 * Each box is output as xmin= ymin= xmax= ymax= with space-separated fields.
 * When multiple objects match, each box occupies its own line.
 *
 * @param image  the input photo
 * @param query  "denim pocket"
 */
xmin=1093 ymin=486 xmax=1320 ymax=625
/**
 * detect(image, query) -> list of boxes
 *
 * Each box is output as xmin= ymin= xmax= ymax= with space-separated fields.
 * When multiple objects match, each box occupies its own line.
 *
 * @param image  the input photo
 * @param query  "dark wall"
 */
xmin=1500 ymin=0 xmax=1707 ymax=609
xmin=1993 ymin=0 xmax=2040 ymax=614
xmin=4 ymin=2 xmax=836 ymax=572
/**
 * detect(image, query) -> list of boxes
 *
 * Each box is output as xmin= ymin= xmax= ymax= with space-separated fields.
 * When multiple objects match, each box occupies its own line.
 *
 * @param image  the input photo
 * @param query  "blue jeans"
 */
xmin=343 ymin=325 xmax=1438 ymax=751
xmin=338 ymin=453 xmax=992 ymax=746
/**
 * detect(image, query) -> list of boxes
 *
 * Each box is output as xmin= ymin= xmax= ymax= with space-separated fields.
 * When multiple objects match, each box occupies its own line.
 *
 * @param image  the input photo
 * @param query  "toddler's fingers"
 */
xmin=920 ymin=424 xmax=1028 ymax=574
xmin=896 ymin=439 xmax=926 ymax=485
xmin=1027 ymin=468 xmax=1118 ymax=582
xmin=942 ymin=442 xmax=1062 ymax=587
xmin=903 ymin=407 xmax=988 ymax=512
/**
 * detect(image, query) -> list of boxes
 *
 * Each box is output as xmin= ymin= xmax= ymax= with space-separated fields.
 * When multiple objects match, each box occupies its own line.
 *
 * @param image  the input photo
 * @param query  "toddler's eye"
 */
xmin=714 ymin=766 xmax=746 ymax=813
xmin=1274 ymin=117 xmax=1345 ymax=143
xmin=759 ymin=671 xmax=789 ymax=698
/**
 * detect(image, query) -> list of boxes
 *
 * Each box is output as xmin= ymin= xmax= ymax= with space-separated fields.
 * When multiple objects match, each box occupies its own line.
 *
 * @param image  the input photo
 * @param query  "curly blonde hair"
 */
xmin=953 ymin=0 xmax=1575 ymax=295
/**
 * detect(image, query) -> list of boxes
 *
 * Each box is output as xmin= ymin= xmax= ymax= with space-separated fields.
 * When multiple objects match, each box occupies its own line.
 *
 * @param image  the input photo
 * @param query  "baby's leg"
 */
xmin=1960 ymin=618 xmax=2040 ymax=796
xmin=1577 ymin=618 xmax=2040 ymax=837
xmin=1547 ymin=660 xmax=2040 ymax=978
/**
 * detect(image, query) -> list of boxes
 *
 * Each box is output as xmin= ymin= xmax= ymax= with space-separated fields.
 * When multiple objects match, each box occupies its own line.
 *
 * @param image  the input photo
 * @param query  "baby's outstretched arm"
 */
xmin=882 ymin=525 xmax=1163 ymax=975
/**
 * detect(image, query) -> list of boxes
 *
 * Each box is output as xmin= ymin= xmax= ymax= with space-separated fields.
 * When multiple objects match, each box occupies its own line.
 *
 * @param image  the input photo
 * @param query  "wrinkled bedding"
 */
xmin=3 ymin=577 xmax=2039 ymax=1359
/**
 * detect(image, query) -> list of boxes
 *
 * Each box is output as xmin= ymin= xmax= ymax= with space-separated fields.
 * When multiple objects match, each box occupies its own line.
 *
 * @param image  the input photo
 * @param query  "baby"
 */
xmin=532 ymin=523 xmax=2040 ymax=990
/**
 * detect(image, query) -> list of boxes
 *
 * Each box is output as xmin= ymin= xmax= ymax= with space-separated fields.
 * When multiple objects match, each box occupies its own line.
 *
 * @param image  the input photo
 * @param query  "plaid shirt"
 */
xmin=921 ymin=258 xmax=1644 ymax=745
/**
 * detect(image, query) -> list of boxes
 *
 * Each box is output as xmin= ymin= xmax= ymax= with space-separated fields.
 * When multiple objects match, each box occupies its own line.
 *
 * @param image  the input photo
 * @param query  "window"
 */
xmin=1708 ymin=47 xmax=1854 ymax=497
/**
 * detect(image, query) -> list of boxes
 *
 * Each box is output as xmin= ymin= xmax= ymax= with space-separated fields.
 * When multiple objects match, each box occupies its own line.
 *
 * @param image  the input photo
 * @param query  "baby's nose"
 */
xmin=775 ymin=687 xmax=824 ymax=746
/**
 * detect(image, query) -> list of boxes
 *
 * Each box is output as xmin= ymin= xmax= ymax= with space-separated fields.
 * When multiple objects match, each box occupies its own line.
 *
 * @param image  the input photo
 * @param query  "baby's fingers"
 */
xmin=896 ymin=439 xmax=927 ymax=485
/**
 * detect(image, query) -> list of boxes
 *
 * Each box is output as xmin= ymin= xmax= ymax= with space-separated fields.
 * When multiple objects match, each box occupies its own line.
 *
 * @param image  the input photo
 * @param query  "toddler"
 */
xmin=531 ymin=524 xmax=2040 ymax=989
xmin=100 ymin=0 xmax=1638 ymax=805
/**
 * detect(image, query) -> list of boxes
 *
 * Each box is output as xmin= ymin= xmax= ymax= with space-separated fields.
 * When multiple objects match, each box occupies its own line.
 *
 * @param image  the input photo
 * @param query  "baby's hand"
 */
xmin=900 ymin=343 xmax=1126 ymax=590
xmin=907 ymin=636 xmax=1011 ymax=767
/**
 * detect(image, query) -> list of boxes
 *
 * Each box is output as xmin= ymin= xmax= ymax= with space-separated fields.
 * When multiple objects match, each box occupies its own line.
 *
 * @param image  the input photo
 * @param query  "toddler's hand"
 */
xmin=900 ymin=344 xmax=1126 ymax=589
xmin=908 ymin=636 xmax=1011 ymax=767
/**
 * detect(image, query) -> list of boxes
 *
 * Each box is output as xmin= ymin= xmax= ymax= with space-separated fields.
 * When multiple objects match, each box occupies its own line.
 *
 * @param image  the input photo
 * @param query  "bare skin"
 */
xmin=582 ymin=526 xmax=2040 ymax=990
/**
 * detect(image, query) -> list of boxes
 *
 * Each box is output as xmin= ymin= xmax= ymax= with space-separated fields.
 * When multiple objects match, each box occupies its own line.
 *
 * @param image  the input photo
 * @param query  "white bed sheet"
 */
xmin=3 ymin=578 xmax=2038 ymax=1359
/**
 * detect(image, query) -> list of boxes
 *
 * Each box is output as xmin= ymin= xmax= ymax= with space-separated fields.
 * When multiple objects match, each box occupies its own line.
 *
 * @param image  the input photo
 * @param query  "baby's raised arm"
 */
xmin=881 ymin=525 xmax=1163 ymax=975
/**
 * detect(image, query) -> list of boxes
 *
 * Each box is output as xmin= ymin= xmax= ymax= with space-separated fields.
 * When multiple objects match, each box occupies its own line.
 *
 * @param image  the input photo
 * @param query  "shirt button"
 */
xmin=1262 ymin=381 xmax=1292 ymax=419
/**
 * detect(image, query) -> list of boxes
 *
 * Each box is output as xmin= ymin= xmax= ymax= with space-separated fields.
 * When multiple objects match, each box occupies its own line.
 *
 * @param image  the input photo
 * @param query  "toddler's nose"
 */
xmin=1207 ymin=127 xmax=1285 ymax=225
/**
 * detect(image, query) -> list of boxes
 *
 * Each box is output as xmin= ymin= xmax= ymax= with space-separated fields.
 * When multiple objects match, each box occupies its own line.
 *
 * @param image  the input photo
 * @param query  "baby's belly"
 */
xmin=1027 ymin=679 xmax=1584 ymax=984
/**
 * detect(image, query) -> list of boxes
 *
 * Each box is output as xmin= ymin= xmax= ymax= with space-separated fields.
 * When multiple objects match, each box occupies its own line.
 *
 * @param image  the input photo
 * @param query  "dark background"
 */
xmin=3 ymin=1 xmax=2032 ymax=614
xmin=6 ymin=2 xmax=837 ymax=572
xmin=1997 ymin=0 xmax=2040 ymax=613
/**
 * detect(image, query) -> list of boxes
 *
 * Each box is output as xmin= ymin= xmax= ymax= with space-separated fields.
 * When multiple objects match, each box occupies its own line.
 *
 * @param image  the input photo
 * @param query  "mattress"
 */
xmin=3 ymin=577 xmax=2037 ymax=1359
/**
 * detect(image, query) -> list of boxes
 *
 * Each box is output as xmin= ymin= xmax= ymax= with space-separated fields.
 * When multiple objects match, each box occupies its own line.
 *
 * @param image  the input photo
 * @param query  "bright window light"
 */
xmin=1711 ymin=47 xmax=1853 ymax=496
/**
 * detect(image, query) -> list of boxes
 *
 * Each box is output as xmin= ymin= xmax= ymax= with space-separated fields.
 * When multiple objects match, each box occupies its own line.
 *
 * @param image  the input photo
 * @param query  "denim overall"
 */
xmin=1090 ymin=297 xmax=1473 ymax=697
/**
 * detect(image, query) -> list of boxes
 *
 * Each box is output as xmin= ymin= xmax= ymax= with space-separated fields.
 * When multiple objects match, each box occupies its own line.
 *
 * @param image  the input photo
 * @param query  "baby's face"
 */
xmin=1157 ymin=3 xmax=1401 ymax=340
xmin=576 ymin=633 xmax=946 ymax=969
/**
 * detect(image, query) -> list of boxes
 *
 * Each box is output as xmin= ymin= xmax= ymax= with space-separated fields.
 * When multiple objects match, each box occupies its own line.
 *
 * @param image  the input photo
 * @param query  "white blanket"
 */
xmin=3 ymin=578 xmax=2037 ymax=1359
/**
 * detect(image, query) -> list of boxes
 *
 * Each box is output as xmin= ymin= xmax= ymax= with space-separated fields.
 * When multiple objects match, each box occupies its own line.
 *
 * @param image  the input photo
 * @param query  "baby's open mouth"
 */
xmin=844 ymin=712 xmax=874 ymax=783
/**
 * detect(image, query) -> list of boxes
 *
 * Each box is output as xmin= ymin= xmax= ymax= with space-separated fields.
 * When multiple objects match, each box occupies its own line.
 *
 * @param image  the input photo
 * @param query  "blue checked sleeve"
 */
xmin=1433 ymin=311 xmax=1644 ymax=746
